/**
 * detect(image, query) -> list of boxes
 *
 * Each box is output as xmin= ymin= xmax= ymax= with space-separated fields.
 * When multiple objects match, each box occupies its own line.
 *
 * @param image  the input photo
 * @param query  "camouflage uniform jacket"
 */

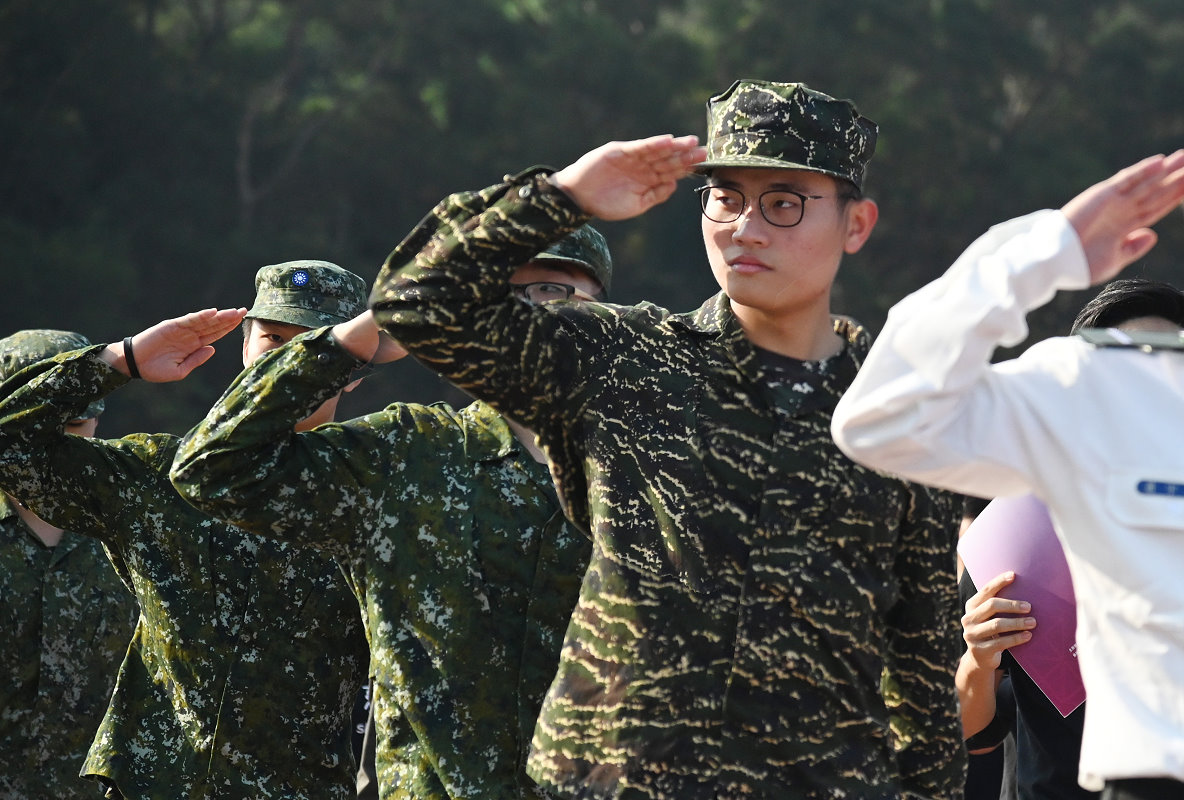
xmin=0 ymin=347 xmax=369 ymax=799
xmin=368 ymin=171 xmax=966 ymax=800
xmin=170 ymin=327 xmax=591 ymax=800
xmin=0 ymin=495 xmax=138 ymax=798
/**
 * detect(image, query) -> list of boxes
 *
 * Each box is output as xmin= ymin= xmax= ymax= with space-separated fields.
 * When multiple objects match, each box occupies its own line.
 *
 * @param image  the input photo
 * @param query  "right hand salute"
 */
xmin=1062 ymin=149 xmax=1184 ymax=285
xmin=103 ymin=307 xmax=248 ymax=382
xmin=550 ymin=134 xmax=707 ymax=221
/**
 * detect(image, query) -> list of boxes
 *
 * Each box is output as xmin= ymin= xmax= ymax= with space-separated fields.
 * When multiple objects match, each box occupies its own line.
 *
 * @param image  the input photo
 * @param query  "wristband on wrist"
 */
xmin=965 ymin=711 xmax=1011 ymax=751
xmin=122 ymin=336 xmax=142 ymax=379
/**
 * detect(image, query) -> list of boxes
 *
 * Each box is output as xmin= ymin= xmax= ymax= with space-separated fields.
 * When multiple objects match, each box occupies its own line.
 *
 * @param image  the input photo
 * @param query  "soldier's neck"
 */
xmin=507 ymin=420 xmax=547 ymax=464
xmin=295 ymin=394 xmax=341 ymax=432
xmin=7 ymin=494 xmax=63 ymax=547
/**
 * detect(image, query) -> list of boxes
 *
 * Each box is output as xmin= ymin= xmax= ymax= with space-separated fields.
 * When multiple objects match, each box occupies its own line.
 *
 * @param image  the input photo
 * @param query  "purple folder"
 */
xmin=957 ymin=493 xmax=1086 ymax=717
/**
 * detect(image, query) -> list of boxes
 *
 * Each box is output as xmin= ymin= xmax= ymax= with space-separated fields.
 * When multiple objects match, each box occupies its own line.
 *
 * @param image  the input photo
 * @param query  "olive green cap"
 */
xmin=0 ymin=329 xmax=104 ymax=419
xmin=246 ymin=260 xmax=368 ymax=328
xmin=693 ymin=79 xmax=878 ymax=190
xmin=533 ymin=225 xmax=612 ymax=298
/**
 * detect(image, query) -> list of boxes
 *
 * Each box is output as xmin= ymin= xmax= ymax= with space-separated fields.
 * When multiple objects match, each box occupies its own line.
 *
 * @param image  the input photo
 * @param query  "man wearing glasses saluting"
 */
xmin=365 ymin=79 xmax=964 ymax=799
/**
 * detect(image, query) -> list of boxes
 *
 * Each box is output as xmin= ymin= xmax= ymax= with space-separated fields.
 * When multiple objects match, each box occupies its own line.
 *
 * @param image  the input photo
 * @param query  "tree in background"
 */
xmin=4 ymin=0 xmax=1184 ymax=434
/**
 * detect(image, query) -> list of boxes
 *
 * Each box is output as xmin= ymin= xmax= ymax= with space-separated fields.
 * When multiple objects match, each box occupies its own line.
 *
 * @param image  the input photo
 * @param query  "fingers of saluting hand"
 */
xmin=1102 ymin=151 xmax=1184 ymax=240
xmin=1064 ymin=149 xmax=1184 ymax=284
xmin=554 ymin=134 xmax=706 ymax=221
xmin=132 ymin=307 xmax=249 ymax=382
xmin=611 ymin=134 xmax=707 ymax=177
xmin=607 ymin=135 xmax=706 ymax=203
xmin=176 ymin=307 xmax=250 ymax=344
xmin=172 ymin=308 xmax=247 ymax=373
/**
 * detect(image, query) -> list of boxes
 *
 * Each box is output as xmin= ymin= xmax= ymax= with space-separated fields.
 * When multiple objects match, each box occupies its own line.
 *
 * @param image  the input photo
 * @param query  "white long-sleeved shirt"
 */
xmin=831 ymin=209 xmax=1184 ymax=790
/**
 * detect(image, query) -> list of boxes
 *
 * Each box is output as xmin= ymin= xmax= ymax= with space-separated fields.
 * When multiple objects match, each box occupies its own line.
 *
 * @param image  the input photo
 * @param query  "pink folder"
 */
xmin=957 ymin=494 xmax=1086 ymax=717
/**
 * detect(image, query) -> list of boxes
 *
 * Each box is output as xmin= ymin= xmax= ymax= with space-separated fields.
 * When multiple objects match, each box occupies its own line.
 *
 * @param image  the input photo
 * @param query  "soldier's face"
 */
xmin=242 ymin=319 xmax=313 ymax=366
xmin=509 ymin=262 xmax=602 ymax=301
xmin=65 ymin=417 xmax=98 ymax=438
xmin=701 ymin=167 xmax=876 ymax=323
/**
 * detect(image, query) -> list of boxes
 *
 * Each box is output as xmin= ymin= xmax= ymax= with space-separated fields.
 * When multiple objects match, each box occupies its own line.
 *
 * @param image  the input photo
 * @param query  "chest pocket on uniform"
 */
xmin=1106 ymin=467 xmax=1184 ymax=531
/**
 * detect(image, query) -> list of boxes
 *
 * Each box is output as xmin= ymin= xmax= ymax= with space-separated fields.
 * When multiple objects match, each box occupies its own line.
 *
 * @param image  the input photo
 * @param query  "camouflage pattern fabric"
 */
xmin=367 ymin=171 xmax=966 ymax=799
xmin=247 ymin=260 xmax=369 ymax=329
xmin=0 ymin=348 xmax=369 ymax=799
xmin=0 ymin=496 xmax=138 ymax=799
xmin=691 ymin=79 xmax=878 ymax=190
xmin=0 ymin=328 xmax=105 ymax=419
xmin=535 ymin=224 xmax=613 ymax=296
xmin=170 ymin=328 xmax=591 ymax=800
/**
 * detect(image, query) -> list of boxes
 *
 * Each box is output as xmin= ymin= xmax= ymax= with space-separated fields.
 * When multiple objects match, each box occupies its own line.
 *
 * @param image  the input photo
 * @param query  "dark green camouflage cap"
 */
xmin=693 ymin=79 xmax=878 ymax=191
xmin=246 ymin=260 xmax=368 ymax=328
xmin=0 ymin=329 xmax=104 ymax=419
xmin=532 ymin=225 xmax=612 ymax=298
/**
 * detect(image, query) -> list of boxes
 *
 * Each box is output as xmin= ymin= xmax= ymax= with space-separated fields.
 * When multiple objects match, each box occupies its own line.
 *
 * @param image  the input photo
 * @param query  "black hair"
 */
xmin=1071 ymin=278 xmax=1184 ymax=333
xmin=961 ymin=493 xmax=992 ymax=521
xmin=835 ymin=177 xmax=863 ymax=209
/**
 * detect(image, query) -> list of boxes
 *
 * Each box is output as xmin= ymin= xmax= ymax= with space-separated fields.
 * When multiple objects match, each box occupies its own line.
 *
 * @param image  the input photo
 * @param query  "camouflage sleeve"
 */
xmin=0 ymin=345 xmax=169 ymax=541
xmin=172 ymin=327 xmax=425 ymax=556
xmin=368 ymin=169 xmax=619 ymax=433
xmin=883 ymin=485 xmax=967 ymax=798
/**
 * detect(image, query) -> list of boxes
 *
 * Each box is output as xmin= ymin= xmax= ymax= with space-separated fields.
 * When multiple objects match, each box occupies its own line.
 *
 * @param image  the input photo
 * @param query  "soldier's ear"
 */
xmin=843 ymin=198 xmax=878 ymax=255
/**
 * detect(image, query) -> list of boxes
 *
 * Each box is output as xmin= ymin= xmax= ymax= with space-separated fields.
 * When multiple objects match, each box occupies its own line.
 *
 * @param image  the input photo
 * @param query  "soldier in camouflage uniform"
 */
xmin=169 ymin=229 xmax=611 ymax=800
xmin=366 ymin=80 xmax=967 ymax=798
xmin=0 ymin=262 xmax=371 ymax=799
xmin=0 ymin=330 xmax=139 ymax=799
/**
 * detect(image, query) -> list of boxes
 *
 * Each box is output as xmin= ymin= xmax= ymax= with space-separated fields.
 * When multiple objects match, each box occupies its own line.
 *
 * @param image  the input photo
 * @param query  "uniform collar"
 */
xmin=669 ymin=291 xmax=737 ymax=338
xmin=458 ymin=400 xmax=523 ymax=461
xmin=668 ymin=291 xmax=871 ymax=382
xmin=0 ymin=493 xmax=81 ymax=555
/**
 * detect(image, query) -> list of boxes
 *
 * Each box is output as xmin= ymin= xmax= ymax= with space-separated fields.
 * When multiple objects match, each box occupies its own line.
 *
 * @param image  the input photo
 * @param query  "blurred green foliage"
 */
xmin=4 ymin=0 xmax=1184 ymax=434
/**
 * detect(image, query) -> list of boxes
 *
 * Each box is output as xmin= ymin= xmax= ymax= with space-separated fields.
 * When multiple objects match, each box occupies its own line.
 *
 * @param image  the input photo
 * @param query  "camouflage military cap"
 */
xmin=693 ymin=79 xmax=878 ymax=191
xmin=0 ymin=329 xmax=104 ymax=418
xmin=532 ymin=225 xmax=612 ymax=297
xmin=246 ymin=260 xmax=368 ymax=328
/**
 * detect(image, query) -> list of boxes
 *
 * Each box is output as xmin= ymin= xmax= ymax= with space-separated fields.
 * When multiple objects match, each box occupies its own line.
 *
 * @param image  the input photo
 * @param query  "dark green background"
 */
xmin=5 ymin=0 xmax=1184 ymax=435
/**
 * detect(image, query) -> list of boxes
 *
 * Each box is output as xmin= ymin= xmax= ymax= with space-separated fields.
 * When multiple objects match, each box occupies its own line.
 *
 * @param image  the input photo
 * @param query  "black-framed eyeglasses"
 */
xmin=695 ymin=184 xmax=825 ymax=228
xmin=511 ymin=281 xmax=586 ymax=304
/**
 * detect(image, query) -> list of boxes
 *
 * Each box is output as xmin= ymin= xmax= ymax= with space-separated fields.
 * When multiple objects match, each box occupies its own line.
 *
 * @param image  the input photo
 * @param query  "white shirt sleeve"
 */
xmin=830 ymin=209 xmax=1091 ymax=499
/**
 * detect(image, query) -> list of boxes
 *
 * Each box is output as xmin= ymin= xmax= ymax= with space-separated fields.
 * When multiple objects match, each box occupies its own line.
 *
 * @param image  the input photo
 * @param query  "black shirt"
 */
xmin=960 ymin=571 xmax=1097 ymax=800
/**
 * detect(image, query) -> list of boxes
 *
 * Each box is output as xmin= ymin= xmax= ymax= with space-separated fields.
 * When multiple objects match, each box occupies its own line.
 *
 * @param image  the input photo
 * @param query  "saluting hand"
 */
xmin=551 ymin=134 xmax=707 ymax=221
xmin=104 ymin=307 xmax=248 ymax=382
xmin=1062 ymin=149 xmax=1184 ymax=285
